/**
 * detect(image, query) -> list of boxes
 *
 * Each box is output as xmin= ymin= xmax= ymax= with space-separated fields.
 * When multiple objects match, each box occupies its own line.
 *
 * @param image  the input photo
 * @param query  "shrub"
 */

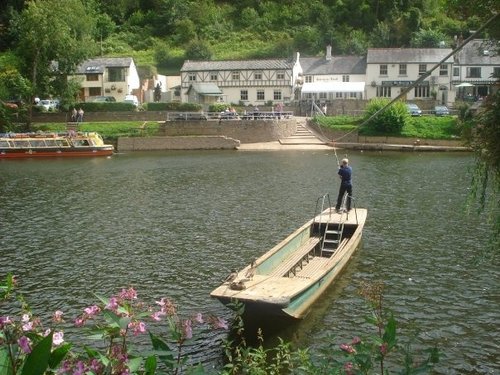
xmin=362 ymin=98 xmax=409 ymax=135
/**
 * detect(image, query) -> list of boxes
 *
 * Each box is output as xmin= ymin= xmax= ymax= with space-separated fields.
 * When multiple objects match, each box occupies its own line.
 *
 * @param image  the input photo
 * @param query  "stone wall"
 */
xmin=160 ymin=118 xmax=297 ymax=143
xmin=117 ymin=135 xmax=240 ymax=151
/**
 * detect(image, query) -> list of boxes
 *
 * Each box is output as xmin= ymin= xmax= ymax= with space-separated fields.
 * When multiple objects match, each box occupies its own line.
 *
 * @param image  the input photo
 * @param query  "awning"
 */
xmin=301 ymin=82 xmax=365 ymax=93
xmin=186 ymin=83 xmax=222 ymax=96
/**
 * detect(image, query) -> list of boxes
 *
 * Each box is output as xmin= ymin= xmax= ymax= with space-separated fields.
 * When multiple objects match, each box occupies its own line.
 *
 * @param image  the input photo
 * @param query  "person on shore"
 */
xmin=77 ymin=108 xmax=84 ymax=123
xmin=335 ymin=158 xmax=352 ymax=212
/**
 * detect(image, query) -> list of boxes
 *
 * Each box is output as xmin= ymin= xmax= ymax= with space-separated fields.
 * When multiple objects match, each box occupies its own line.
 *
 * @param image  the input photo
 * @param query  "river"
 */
xmin=0 ymin=150 xmax=498 ymax=374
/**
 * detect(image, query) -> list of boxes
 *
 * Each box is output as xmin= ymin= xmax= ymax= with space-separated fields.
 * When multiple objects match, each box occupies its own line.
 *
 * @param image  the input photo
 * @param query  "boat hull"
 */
xmin=0 ymin=148 xmax=113 ymax=158
xmin=211 ymin=207 xmax=367 ymax=319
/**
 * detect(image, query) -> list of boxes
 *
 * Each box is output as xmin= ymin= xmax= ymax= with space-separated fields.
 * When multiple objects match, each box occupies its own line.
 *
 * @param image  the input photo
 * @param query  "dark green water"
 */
xmin=0 ymin=150 xmax=498 ymax=374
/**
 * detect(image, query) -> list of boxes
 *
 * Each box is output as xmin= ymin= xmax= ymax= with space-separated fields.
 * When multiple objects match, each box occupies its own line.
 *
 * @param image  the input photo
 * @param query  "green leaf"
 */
xmin=21 ymin=331 xmax=52 ymax=375
xmin=0 ymin=348 xmax=14 ymax=375
xmin=149 ymin=332 xmax=175 ymax=366
xmin=144 ymin=355 xmax=157 ymax=374
xmin=383 ymin=315 xmax=397 ymax=347
xmin=48 ymin=342 xmax=72 ymax=368
xmin=128 ymin=356 xmax=143 ymax=372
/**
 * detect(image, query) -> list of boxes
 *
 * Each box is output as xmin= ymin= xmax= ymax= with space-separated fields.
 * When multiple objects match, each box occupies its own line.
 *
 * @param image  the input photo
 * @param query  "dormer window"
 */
xmin=254 ymin=71 xmax=262 ymax=80
xmin=277 ymin=71 xmax=285 ymax=80
xmin=232 ymin=71 xmax=240 ymax=80
xmin=188 ymin=73 xmax=196 ymax=81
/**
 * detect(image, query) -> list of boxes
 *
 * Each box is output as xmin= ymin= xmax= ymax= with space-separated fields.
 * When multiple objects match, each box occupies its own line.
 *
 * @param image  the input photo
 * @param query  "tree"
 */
xmin=410 ymin=28 xmax=449 ymax=48
xmin=185 ymin=39 xmax=213 ymax=60
xmin=11 ymin=0 xmax=97 ymax=123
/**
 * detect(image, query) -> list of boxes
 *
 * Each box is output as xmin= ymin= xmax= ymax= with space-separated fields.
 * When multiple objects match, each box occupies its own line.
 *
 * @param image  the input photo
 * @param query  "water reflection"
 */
xmin=0 ymin=150 xmax=497 ymax=373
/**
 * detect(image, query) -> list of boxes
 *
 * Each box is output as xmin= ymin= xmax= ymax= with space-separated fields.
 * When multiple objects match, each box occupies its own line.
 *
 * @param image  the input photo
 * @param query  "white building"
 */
xmin=69 ymin=57 xmax=140 ymax=102
xmin=180 ymin=56 xmax=302 ymax=108
xmin=453 ymin=39 xmax=500 ymax=100
xmin=366 ymin=48 xmax=455 ymax=105
xmin=298 ymin=45 xmax=366 ymax=102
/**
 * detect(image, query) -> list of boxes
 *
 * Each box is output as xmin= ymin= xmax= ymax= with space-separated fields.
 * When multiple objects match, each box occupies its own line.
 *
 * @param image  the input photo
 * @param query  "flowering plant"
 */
xmin=1 ymin=273 xmax=228 ymax=374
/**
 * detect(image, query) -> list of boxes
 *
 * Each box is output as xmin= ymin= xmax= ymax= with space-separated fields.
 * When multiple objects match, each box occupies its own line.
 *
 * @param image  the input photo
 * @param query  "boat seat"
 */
xmin=270 ymin=237 xmax=321 ymax=277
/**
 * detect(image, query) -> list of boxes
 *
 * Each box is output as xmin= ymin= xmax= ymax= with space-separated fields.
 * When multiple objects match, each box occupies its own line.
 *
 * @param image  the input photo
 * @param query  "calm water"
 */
xmin=0 ymin=150 xmax=498 ymax=374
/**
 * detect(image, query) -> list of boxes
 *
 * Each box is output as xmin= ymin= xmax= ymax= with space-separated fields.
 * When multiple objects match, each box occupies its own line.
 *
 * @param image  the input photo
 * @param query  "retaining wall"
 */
xmin=117 ymin=135 xmax=240 ymax=151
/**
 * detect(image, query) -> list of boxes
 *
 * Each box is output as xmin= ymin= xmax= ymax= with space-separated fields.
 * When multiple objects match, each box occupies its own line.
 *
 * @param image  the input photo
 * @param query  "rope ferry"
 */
xmin=0 ymin=131 xmax=114 ymax=158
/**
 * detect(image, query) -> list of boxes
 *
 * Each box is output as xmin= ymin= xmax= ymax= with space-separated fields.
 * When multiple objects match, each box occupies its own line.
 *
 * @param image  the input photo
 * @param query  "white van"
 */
xmin=123 ymin=95 xmax=139 ymax=107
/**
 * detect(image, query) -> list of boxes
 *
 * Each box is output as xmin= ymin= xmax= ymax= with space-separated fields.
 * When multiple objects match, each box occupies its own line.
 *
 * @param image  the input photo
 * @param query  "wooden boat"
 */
xmin=211 ymin=195 xmax=367 ymax=319
xmin=0 ymin=131 xmax=114 ymax=158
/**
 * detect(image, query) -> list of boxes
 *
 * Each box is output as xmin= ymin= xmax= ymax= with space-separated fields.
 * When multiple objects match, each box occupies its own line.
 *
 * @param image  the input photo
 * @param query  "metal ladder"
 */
xmin=321 ymin=214 xmax=344 ymax=257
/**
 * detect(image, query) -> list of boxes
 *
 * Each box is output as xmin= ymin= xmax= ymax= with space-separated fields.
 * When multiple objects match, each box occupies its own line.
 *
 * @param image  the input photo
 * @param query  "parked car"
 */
xmin=36 ymin=99 xmax=58 ymax=111
xmin=91 ymin=96 xmax=116 ymax=102
xmin=406 ymin=103 xmax=422 ymax=116
xmin=173 ymin=112 xmax=208 ymax=121
xmin=433 ymin=105 xmax=450 ymax=116
xmin=123 ymin=94 xmax=139 ymax=107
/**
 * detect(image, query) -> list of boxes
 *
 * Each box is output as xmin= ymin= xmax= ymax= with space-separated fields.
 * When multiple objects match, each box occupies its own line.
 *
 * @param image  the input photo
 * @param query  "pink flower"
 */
xmin=105 ymin=296 xmax=119 ymax=311
xmin=183 ymin=319 xmax=193 ymax=339
xmin=18 ymin=336 xmax=32 ymax=354
xmin=155 ymin=297 xmax=176 ymax=315
xmin=380 ymin=342 xmax=388 ymax=355
xmin=340 ymin=343 xmax=356 ymax=354
xmin=22 ymin=321 xmax=33 ymax=332
xmin=151 ymin=310 xmax=166 ymax=321
xmin=0 ymin=316 xmax=12 ymax=328
xmin=127 ymin=321 xmax=146 ymax=336
xmin=53 ymin=331 xmax=64 ymax=346
xmin=84 ymin=305 xmax=101 ymax=317
xmin=344 ymin=361 xmax=354 ymax=375
xmin=53 ymin=310 xmax=64 ymax=323
xmin=75 ymin=317 xmax=85 ymax=327
xmin=119 ymin=287 xmax=137 ymax=300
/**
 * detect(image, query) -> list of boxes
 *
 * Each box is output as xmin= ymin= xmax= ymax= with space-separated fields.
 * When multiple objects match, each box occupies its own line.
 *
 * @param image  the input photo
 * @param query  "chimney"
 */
xmin=326 ymin=45 xmax=332 ymax=60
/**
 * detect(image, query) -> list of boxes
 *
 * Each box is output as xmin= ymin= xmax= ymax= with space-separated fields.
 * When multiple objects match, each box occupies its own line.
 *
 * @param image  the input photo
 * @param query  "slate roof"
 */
xmin=299 ymin=56 xmax=366 ymax=75
xmin=455 ymin=39 xmax=500 ymax=65
xmin=75 ymin=57 xmax=134 ymax=74
xmin=367 ymin=48 xmax=453 ymax=64
xmin=181 ymin=59 xmax=294 ymax=72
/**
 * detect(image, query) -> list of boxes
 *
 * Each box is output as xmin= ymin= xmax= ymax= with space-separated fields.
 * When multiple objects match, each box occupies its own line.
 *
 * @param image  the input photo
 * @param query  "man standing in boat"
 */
xmin=335 ymin=158 xmax=352 ymax=213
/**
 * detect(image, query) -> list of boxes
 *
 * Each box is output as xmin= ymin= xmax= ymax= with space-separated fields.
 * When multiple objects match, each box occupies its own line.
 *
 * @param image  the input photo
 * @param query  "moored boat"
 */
xmin=0 ymin=131 xmax=114 ymax=158
xmin=210 ymin=195 xmax=367 ymax=319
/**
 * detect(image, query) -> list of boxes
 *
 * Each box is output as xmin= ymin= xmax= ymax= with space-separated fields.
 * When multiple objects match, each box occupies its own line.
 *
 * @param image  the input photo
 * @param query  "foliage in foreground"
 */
xmin=1 ymin=272 xmax=439 ymax=374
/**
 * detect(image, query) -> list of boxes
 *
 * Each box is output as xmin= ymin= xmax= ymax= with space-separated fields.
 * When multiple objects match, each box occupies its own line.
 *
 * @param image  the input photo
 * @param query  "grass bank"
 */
xmin=313 ymin=115 xmax=462 ymax=140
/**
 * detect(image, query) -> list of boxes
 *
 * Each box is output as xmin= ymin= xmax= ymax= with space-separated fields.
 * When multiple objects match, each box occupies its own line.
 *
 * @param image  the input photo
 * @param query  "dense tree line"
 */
xmin=1 ymin=0 xmax=498 ymax=58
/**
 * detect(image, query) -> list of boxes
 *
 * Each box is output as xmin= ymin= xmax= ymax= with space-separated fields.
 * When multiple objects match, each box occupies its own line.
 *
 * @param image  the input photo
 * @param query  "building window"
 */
xmin=188 ymin=73 xmax=196 ymax=81
xmin=335 ymin=92 xmax=343 ymax=98
xmin=108 ymin=67 xmax=126 ymax=82
xmin=494 ymin=67 xmax=500 ymax=78
xmin=232 ymin=71 xmax=240 ymax=80
xmin=342 ymin=75 xmax=349 ymax=82
xmin=277 ymin=71 xmax=285 ymax=80
xmin=414 ymin=85 xmax=430 ymax=97
xmin=379 ymin=65 xmax=388 ymax=76
xmin=254 ymin=71 xmax=262 ymax=80
xmin=466 ymin=67 xmax=481 ymax=78
xmin=89 ymin=87 xmax=101 ymax=96
xmin=349 ymin=92 xmax=357 ymax=98
xmin=274 ymin=90 xmax=282 ymax=100
xmin=210 ymin=73 xmax=217 ymax=81
xmin=453 ymin=67 xmax=459 ymax=76
xmin=376 ymin=86 xmax=391 ymax=97
xmin=86 ymin=74 xmax=99 ymax=81
xmin=319 ymin=92 xmax=327 ymax=99
xmin=257 ymin=90 xmax=265 ymax=100
xmin=418 ymin=64 xmax=427 ymax=76
xmin=305 ymin=75 xmax=312 ymax=83
xmin=439 ymin=64 xmax=448 ymax=76
xmin=304 ymin=93 xmax=313 ymax=99
xmin=240 ymin=90 xmax=248 ymax=101
xmin=399 ymin=64 xmax=407 ymax=76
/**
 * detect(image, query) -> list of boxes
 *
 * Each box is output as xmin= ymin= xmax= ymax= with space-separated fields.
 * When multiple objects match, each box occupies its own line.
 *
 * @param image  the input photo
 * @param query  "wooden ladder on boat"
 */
xmin=321 ymin=216 xmax=344 ymax=257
